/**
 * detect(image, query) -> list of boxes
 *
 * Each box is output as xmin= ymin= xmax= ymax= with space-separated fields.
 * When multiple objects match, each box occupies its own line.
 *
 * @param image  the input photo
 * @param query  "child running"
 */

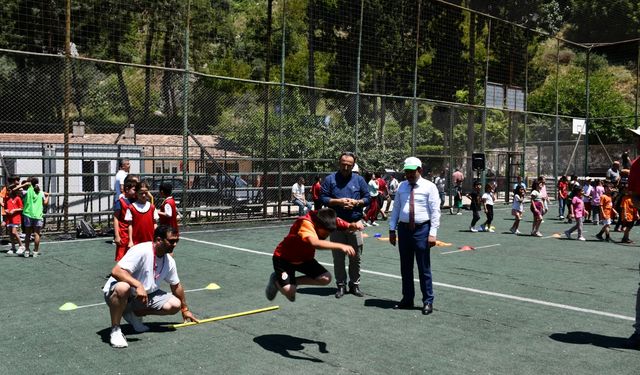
xmin=509 ymin=186 xmax=525 ymax=235
xmin=265 ymin=208 xmax=363 ymax=302
xmin=15 ymin=177 xmax=49 ymax=257
xmin=481 ymin=183 xmax=495 ymax=232
xmin=467 ymin=181 xmax=482 ymax=232
xmin=452 ymin=182 xmax=463 ymax=215
xmin=4 ymin=184 xmax=24 ymax=256
xmin=564 ymin=186 xmax=585 ymax=241
xmin=126 ymin=181 xmax=159 ymax=248
xmin=530 ymin=181 xmax=544 ymax=237
xmin=595 ymin=183 xmax=617 ymax=242
xmin=620 ymin=187 xmax=638 ymax=244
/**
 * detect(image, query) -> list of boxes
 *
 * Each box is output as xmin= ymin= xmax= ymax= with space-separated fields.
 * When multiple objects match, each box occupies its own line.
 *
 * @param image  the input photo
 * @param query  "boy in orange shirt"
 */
xmin=595 ymin=183 xmax=617 ymax=242
xmin=265 ymin=208 xmax=363 ymax=302
xmin=620 ymin=187 xmax=638 ymax=244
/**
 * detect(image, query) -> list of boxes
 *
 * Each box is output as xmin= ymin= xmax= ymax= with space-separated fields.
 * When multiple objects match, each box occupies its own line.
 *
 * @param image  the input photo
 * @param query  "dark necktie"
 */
xmin=409 ymin=183 xmax=416 ymax=231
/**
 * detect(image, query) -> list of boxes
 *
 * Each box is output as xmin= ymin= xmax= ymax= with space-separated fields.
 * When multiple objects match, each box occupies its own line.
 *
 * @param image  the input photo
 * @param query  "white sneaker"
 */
xmin=535 ymin=232 xmax=543 ymax=237
xmin=564 ymin=231 xmax=571 ymax=239
xmin=123 ymin=311 xmax=149 ymax=333
xmin=5 ymin=249 xmax=16 ymax=256
xmin=265 ymin=272 xmax=278 ymax=301
xmin=31 ymin=251 xmax=39 ymax=258
xmin=456 ymin=212 xmax=462 ymax=215
xmin=515 ymin=230 xmax=521 ymax=235
xmin=470 ymin=227 xmax=478 ymax=233
xmin=364 ymin=222 xmax=371 ymax=227
xmin=371 ymin=222 xmax=380 ymax=226
xmin=488 ymin=228 xmax=495 ymax=233
xmin=110 ymin=326 xmax=128 ymax=348
xmin=578 ymin=236 xmax=586 ymax=241
xmin=22 ymin=250 xmax=30 ymax=258
xmin=16 ymin=246 xmax=25 ymax=256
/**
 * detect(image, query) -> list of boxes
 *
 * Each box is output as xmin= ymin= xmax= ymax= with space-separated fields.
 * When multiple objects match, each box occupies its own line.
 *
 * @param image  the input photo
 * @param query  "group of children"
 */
xmin=112 ymin=174 xmax=179 ymax=261
xmin=461 ymin=174 xmax=638 ymax=243
xmin=1 ymin=175 xmax=50 ymax=257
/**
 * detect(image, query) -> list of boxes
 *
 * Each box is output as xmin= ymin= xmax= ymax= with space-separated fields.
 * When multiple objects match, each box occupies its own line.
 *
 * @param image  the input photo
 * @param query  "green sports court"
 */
xmin=2 ymin=204 xmax=639 ymax=374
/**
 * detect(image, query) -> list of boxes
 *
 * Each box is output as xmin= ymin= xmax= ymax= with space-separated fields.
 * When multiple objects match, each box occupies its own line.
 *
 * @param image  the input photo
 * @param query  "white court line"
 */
xmin=65 ymin=285 xmax=215 ymax=310
xmin=181 ymin=236 xmax=634 ymax=322
xmin=440 ymin=243 xmax=501 ymax=255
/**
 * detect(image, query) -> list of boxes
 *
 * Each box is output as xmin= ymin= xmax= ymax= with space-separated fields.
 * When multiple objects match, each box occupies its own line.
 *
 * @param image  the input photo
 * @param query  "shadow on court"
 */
xmin=253 ymin=334 xmax=328 ymax=362
xmin=364 ymin=298 xmax=397 ymax=309
xmin=296 ymin=287 xmax=336 ymax=297
xmin=549 ymin=331 xmax=632 ymax=350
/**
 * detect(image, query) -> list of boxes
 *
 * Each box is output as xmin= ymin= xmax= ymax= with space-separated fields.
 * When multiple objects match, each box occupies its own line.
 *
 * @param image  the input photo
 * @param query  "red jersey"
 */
xmin=629 ymin=157 xmax=640 ymax=195
xmin=311 ymin=182 xmax=322 ymax=201
xmin=377 ymin=177 xmax=388 ymax=196
xmin=130 ymin=203 xmax=156 ymax=245
xmin=5 ymin=195 xmax=23 ymax=225
xmin=557 ymin=181 xmax=568 ymax=199
xmin=273 ymin=211 xmax=349 ymax=264
xmin=159 ymin=196 xmax=179 ymax=235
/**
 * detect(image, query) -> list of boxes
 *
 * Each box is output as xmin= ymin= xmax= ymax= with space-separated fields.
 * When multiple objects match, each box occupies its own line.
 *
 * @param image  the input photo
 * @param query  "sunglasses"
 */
xmin=166 ymin=238 xmax=179 ymax=245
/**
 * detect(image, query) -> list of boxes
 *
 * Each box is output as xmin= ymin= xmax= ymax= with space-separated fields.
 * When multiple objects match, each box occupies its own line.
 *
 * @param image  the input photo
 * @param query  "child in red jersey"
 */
xmin=4 ymin=184 xmax=24 ymax=256
xmin=158 ymin=182 xmax=179 ymax=236
xmin=113 ymin=176 xmax=138 ymax=261
xmin=126 ymin=181 xmax=159 ymax=247
xmin=265 ymin=208 xmax=363 ymax=302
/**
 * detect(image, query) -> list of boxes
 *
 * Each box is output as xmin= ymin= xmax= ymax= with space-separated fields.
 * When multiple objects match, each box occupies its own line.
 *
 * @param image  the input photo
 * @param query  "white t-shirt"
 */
xmin=511 ymin=194 xmax=524 ymax=211
xmin=388 ymin=178 xmax=399 ymax=195
xmin=125 ymin=201 xmax=160 ymax=222
xmin=482 ymin=192 xmax=494 ymax=206
xmin=114 ymin=170 xmax=128 ymax=193
xmin=434 ymin=177 xmax=446 ymax=193
xmin=531 ymin=189 xmax=542 ymax=202
xmin=102 ymin=242 xmax=180 ymax=294
xmin=291 ymin=183 xmax=305 ymax=201
xmin=582 ymin=185 xmax=593 ymax=203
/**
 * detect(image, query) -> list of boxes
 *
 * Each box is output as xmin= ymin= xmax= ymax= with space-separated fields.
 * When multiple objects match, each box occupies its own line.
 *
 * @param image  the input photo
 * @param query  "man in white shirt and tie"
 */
xmin=388 ymin=157 xmax=441 ymax=315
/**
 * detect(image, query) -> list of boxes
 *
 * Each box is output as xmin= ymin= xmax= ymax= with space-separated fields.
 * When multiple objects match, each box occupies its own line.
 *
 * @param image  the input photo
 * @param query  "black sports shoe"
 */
xmin=335 ymin=285 xmax=347 ymax=299
xmin=265 ymin=273 xmax=278 ymax=301
xmin=349 ymin=285 xmax=364 ymax=297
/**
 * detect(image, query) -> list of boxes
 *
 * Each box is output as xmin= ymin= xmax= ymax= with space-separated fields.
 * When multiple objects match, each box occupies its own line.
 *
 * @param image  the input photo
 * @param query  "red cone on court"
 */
xmin=458 ymin=245 xmax=475 ymax=251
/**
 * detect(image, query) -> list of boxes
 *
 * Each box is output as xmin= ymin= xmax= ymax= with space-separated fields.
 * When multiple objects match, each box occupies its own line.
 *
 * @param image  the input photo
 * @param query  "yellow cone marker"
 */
xmin=172 ymin=305 xmax=279 ymax=329
xmin=205 ymin=283 xmax=220 ymax=290
xmin=59 ymin=302 xmax=78 ymax=311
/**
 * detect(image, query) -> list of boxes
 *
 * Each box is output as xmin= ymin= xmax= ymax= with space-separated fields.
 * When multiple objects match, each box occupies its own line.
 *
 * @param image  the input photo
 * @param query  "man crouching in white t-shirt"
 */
xmin=102 ymin=225 xmax=199 ymax=348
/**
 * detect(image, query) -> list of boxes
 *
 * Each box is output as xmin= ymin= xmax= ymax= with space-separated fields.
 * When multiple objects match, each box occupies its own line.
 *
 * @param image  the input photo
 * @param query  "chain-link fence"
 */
xmin=1 ymin=0 xmax=639 ymax=232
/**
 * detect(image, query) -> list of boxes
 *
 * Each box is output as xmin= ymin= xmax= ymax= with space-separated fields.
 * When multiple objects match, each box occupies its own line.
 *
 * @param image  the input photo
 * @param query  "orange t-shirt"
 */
xmin=600 ymin=194 xmax=613 ymax=220
xmin=621 ymin=196 xmax=637 ymax=222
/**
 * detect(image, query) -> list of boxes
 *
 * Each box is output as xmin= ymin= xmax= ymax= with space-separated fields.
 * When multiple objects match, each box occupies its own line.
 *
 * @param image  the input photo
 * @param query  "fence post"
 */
xmin=354 ymin=0 xmax=364 ymax=155
xmin=554 ymin=39 xmax=560 ymax=182
xmin=63 ymin=0 xmax=72 ymax=234
xmin=584 ymin=48 xmax=591 ymax=176
xmin=182 ymin=0 xmax=191 ymax=223
xmin=481 ymin=18 xmax=492 ymax=186
xmin=277 ymin=0 xmax=287 ymax=217
xmin=411 ymin=0 xmax=422 ymax=155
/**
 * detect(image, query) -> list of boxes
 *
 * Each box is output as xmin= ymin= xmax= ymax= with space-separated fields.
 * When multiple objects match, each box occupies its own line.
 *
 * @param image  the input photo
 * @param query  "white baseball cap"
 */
xmin=403 ymin=157 xmax=422 ymax=171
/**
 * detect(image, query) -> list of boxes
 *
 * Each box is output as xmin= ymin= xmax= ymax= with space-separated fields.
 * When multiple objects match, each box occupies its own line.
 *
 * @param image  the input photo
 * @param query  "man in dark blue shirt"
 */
xmin=321 ymin=152 xmax=371 ymax=298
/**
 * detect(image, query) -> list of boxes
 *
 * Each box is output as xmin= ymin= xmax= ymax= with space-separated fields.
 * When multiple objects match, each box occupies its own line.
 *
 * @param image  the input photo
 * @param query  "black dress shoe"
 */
xmin=335 ymin=286 xmax=347 ymax=299
xmin=393 ymin=301 xmax=414 ymax=310
xmin=422 ymin=303 xmax=433 ymax=315
xmin=349 ymin=285 xmax=364 ymax=297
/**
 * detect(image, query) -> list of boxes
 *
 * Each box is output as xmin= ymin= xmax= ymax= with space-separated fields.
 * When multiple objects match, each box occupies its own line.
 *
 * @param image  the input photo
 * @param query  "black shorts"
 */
xmin=272 ymin=256 xmax=328 ymax=287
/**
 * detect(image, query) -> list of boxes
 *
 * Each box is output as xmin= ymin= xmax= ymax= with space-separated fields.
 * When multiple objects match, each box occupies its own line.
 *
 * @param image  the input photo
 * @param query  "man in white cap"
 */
xmin=626 ymin=126 xmax=640 ymax=349
xmin=388 ymin=157 xmax=441 ymax=315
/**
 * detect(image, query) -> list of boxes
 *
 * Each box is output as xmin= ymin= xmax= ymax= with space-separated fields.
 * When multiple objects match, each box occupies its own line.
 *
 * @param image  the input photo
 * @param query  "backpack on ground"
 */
xmin=76 ymin=220 xmax=97 ymax=238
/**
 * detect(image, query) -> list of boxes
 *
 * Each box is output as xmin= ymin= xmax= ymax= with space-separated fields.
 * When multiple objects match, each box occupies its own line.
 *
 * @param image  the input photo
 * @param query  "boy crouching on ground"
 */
xmin=265 ymin=208 xmax=363 ymax=302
